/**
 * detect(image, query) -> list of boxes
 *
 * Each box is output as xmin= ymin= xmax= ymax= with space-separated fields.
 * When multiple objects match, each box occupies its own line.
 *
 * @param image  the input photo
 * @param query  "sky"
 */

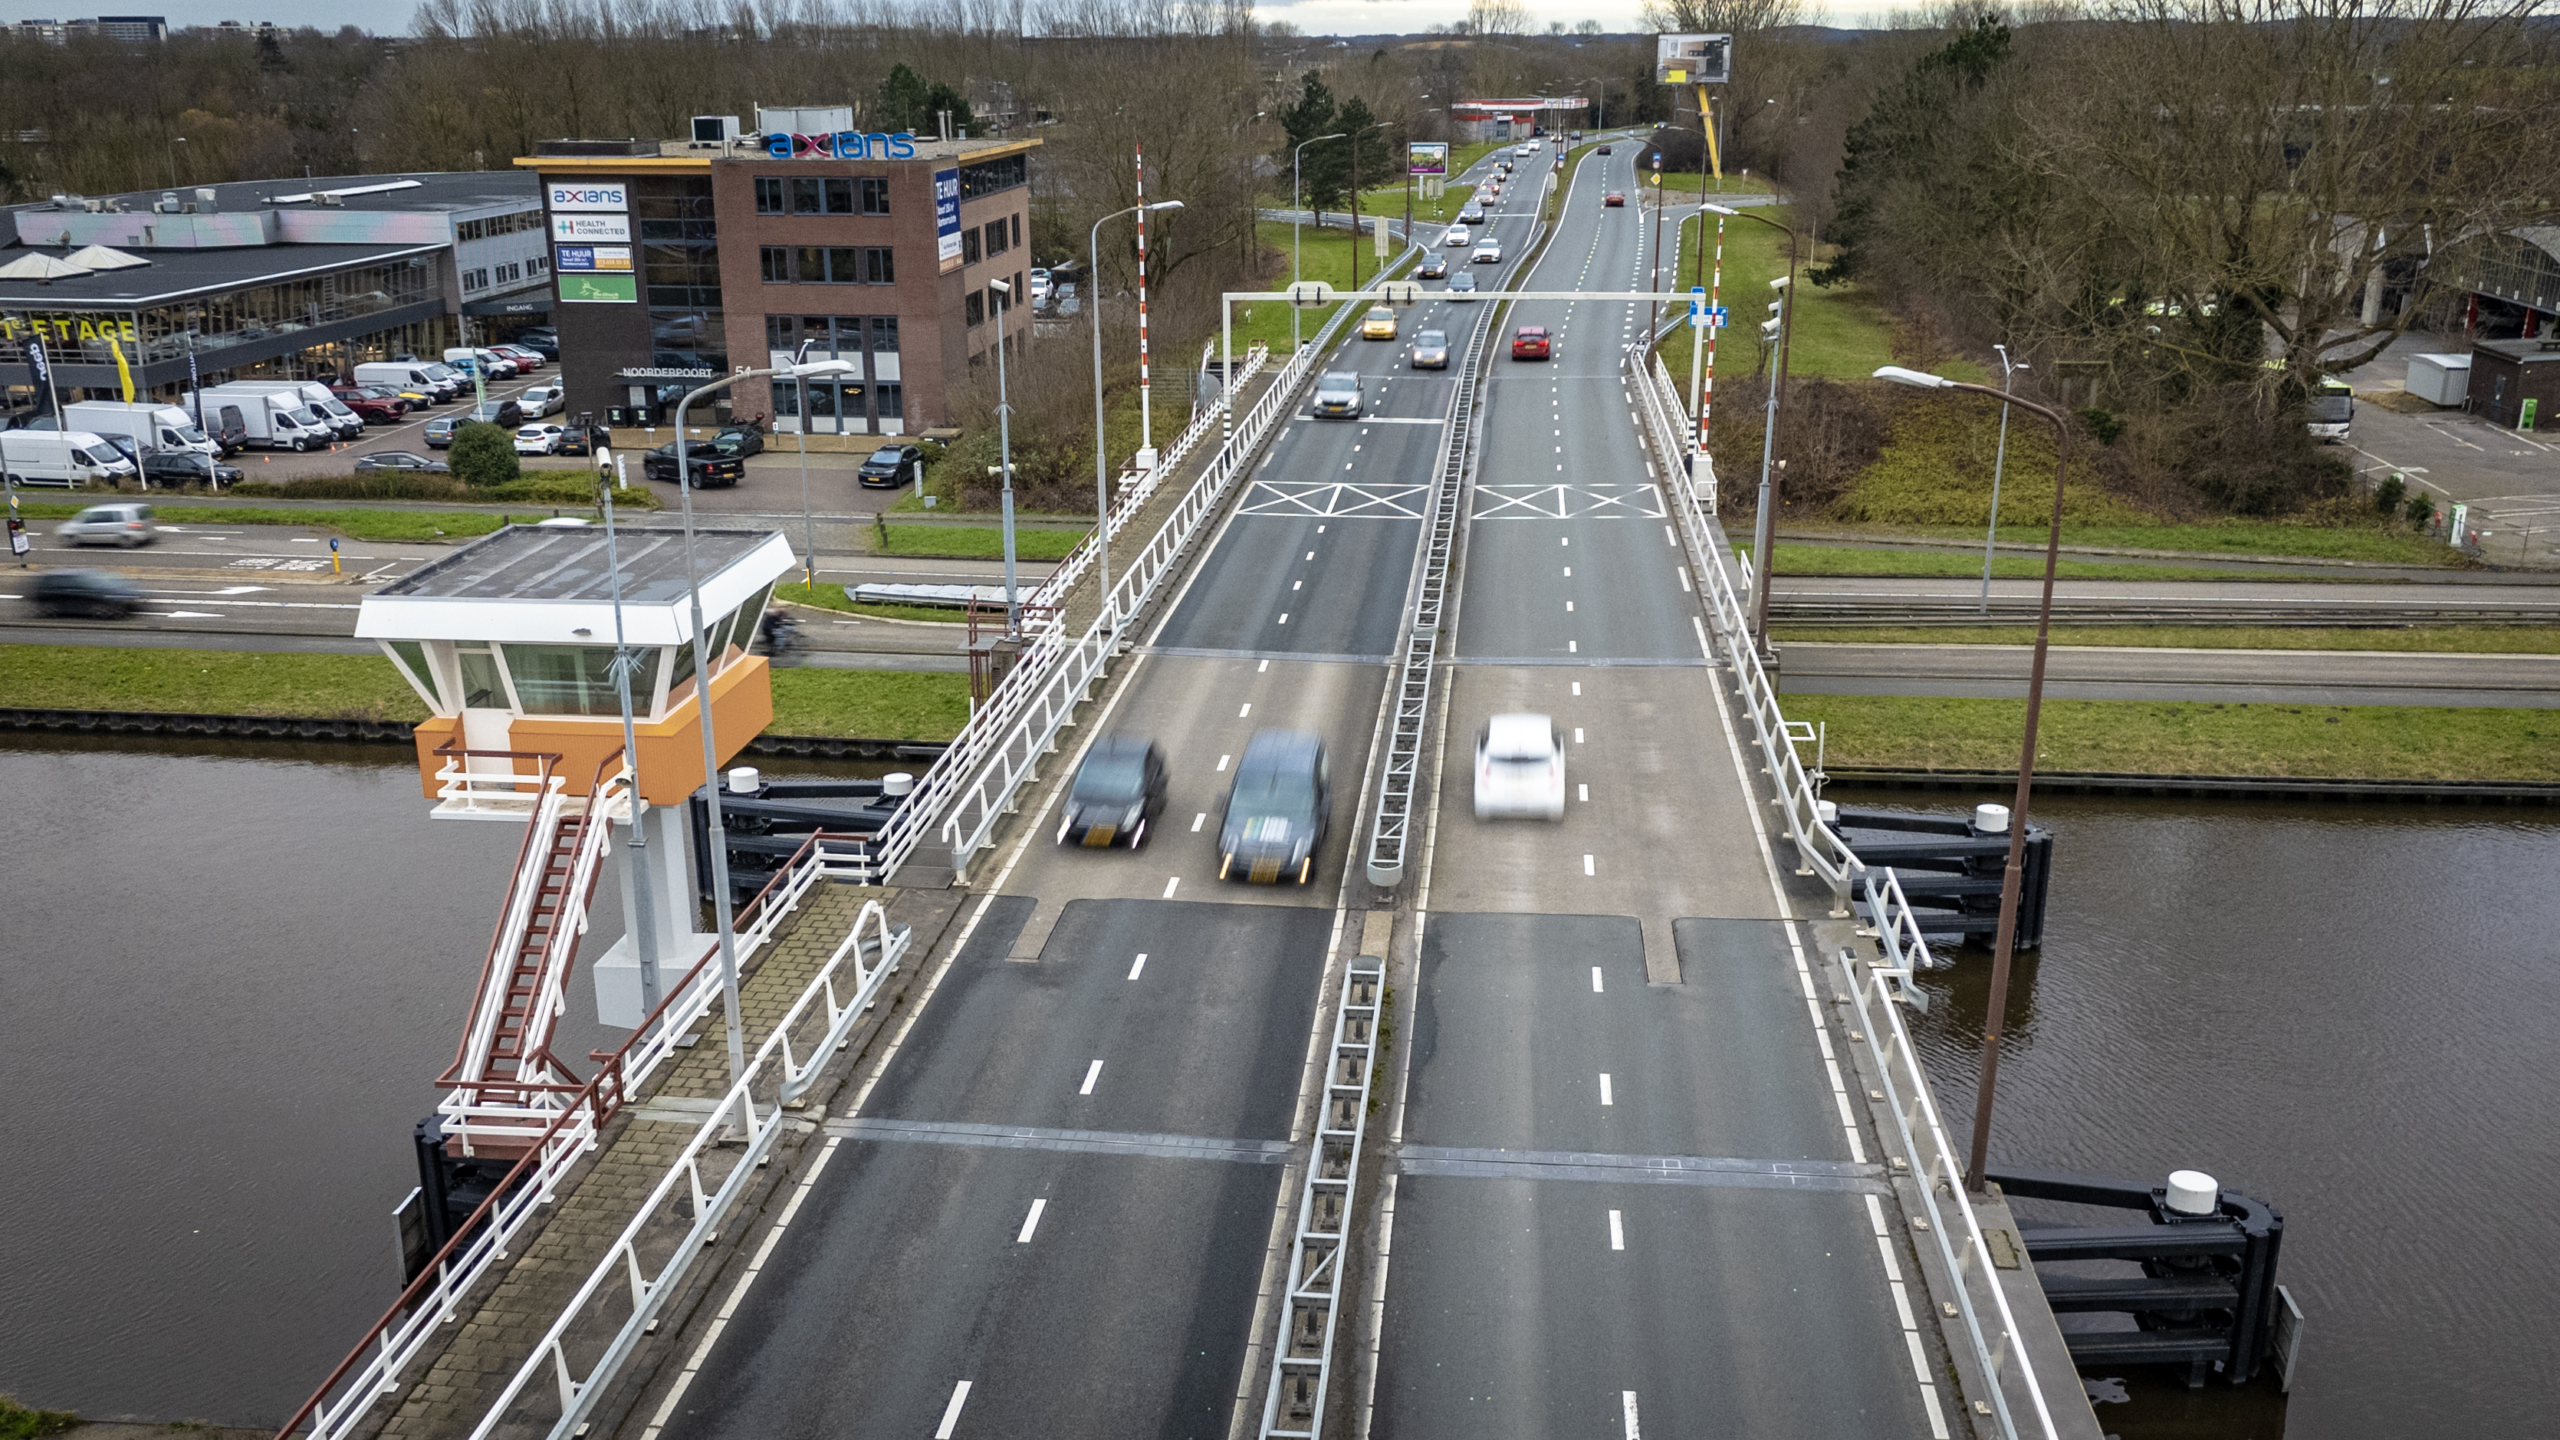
xmin=135 ymin=0 xmax=1695 ymax=38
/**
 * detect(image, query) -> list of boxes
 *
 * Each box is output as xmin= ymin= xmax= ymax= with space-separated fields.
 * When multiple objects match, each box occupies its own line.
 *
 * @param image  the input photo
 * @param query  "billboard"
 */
xmin=552 ymin=213 xmax=632 ymax=243
xmin=934 ymin=167 xmax=964 ymax=273
xmin=555 ymin=245 xmax=633 ymax=273
xmin=546 ymin=181 xmax=628 ymax=213
xmin=559 ymin=273 xmax=637 ymax=304
xmin=1408 ymin=142 xmax=1448 ymax=176
xmin=1655 ymin=33 xmax=1731 ymax=85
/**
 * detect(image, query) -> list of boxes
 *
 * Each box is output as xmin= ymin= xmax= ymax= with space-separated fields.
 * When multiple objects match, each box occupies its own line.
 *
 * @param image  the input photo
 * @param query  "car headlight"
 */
xmin=1122 ymin=805 xmax=1143 ymax=828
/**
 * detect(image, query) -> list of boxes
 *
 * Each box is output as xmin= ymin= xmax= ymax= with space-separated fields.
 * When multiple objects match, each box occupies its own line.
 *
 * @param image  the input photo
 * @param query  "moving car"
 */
xmin=56 ymin=503 xmax=157 ymax=547
xmin=1312 ymin=371 xmax=1363 ymax=419
xmin=1472 ymin=239 xmax=1503 ymax=264
xmin=1416 ymin=254 xmax=1449 ymax=280
xmin=1361 ymin=306 xmax=1398 ymax=341
xmin=1511 ymin=325 xmax=1552 ymax=360
xmin=1604 ymin=192 xmax=1626 ymax=208
xmin=140 ymin=451 xmax=244 ymax=488
xmin=1446 ymin=272 xmax=1479 ymax=300
xmin=1056 ymin=736 xmax=1169 ymax=848
xmin=1597 ymin=144 xmax=1612 ymax=155
xmin=1218 ymin=729 xmax=1330 ymax=885
xmin=513 ymin=424 xmax=569 ymax=456
xmin=643 ymin=441 xmax=744 ymax=488
xmin=1474 ymin=712 xmax=1566 ymax=820
xmin=1515 ymin=143 xmax=1536 ymax=157
xmin=710 ymin=420 xmax=767 ymax=458
xmin=858 ymin=443 xmax=925 ymax=488
xmin=1445 ymin=226 xmax=1474 ymax=247
xmin=1410 ymin=329 xmax=1451 ymax=370
xmin=1457 ymin=202 xmax=1488 ymax=225
xmin=30 ymin=568 xmax=140 ymax=618
xmin=354 ymin=450 xmax=450 ymax=474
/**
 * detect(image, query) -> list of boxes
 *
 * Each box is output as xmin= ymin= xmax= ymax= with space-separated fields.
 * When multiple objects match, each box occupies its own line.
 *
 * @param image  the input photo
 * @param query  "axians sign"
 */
xmin=547 ymin=182 xmax=629 ymax=212
xmin=765 ymin=130 xmax=919 ymax=161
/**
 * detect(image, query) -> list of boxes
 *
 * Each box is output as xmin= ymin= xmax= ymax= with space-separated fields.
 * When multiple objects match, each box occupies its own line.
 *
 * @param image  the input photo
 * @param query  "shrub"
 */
xmin=2076 ymin=407 xmax=2128 ymax=445
xmin=2405 ymin=489 xmax=2437 ymax=526
xmin=448 ymin=423 xmax=521 ymax=487
xmin=2373 ymin=474 xmax=2406 ymax=515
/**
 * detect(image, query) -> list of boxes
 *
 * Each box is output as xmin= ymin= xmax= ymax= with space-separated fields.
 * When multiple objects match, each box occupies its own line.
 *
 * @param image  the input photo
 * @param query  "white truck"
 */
xmin=62 ymin=401 xmax=219 ymax=462
xmin=222 ymin=381 xmax=363 ymax=441
xmin=354 ymin=360 xmax=458 ymax=403
xmin=0 ymin=428 xmax=141 ymax=487
xmin=184 ymin=384 xmax=333 ymax=452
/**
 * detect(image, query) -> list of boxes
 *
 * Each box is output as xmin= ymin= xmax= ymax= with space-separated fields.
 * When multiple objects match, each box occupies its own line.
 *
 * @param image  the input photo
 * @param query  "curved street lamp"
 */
xmin=1292 ymin=132 xmax=1347 ymax=353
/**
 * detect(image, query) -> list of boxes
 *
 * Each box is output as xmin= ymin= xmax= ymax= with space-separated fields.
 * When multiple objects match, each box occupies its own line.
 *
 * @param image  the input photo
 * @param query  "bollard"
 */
xmin=2164 ymin=1169 xmax=2220 ymax=1216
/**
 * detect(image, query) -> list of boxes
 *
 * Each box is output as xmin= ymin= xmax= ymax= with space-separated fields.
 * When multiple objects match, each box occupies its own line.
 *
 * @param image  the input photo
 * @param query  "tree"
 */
xmin=876 ymin=63 xmax=977 ymax=135
xmin=448 ymin=422 xmax=520 ymax=487
xmin=1639 ymin=0 xmax=1807 ymax=33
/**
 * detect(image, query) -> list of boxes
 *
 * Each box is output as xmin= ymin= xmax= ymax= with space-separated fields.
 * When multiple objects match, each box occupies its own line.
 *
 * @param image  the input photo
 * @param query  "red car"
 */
xmin=1511 ymin=326 xmax=1552 ymax=361
xmin=1604 ymin=192 xmax=1626 ymax=208
xmin=489 ymin=344 xmax=545 ymax=371
xmin=327 ymin=381 xmax=410 ymax=423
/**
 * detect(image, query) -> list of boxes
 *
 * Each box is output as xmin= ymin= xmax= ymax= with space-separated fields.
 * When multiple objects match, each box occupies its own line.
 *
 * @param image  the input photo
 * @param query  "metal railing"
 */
xmin=1839 ymin=876 xmax=2060 ymax=1440
xmin=1628 ymin=349 xmax=1709 ymax=516
xmin=465 ymin=901 xmax=914 ymax=1440
xmin=931 ymin=301 xmax=1361 ymax=883
xmin=278 ymin=829 xmax=859 ymax=1440
xmin=1258 ymin=954 xmax=1385 ymax=1438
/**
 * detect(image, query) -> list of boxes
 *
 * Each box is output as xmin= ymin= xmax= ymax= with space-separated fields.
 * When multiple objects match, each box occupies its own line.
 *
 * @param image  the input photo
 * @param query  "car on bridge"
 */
xmin=1219 ymin=729 xmax=1330 ymax=885
xmin=1445 ymin=225 xmax=1473 ymax=247
xmin=1361 ymin=306 xmax=1399 ymax=341
xmin=1312 ymin=371 xmax=1364 ymax=419
xmin=1445 ymin=272 xmax=1479 ymax=300
xmin=1473 ymin=239 xmax=1503 ymax=264
xmin=1410 ymin=329 xmax=1450 ymax=370
xmin=1416 ymin=254 xmax=1449 ymax=279
xmin=1057 ymin=736 xmax=1168 ymax=848
xmin=1511 ymin=325 xmax=1552 ymax=360
xmin=1457 ymin=202 xmax=1488 ymax=225
xmin=1474 ymin=712 xmax=1566 ymax=820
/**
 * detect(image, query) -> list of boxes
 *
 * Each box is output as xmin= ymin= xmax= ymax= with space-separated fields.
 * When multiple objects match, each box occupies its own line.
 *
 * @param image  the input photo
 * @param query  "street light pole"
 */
xmin=1981 ymin=344 xmax=2028 ymax=614
xmin=989 ymin=277 xmax=1021 ymax=638
xmin=1707 ymin=202 xmax=1800 ymax=652
xmin=1090 ymin=200 xmax=1186 ymax=634
xmin=594 ymin=441 xmax=659 ymax=1017
xmin=1875 ymin=363 xmax=2074 ymax=1193
xmin=1293 ymin=132 xmax=1348 ymax=355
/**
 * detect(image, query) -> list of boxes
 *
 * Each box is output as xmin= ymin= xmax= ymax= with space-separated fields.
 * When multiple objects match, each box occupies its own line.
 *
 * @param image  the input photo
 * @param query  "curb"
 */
xmin=1820 ymin=765 xmax=2560 ymax=805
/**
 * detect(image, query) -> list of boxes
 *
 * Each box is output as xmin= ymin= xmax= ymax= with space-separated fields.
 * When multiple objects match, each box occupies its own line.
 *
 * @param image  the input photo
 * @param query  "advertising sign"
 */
xmin=764 ymin=130 xmax=919 ymax=160
xmin=551 ymin=213 xmax=632 ymax=243
xmin=1407 ymin=142 xmax=1448 ymax=176
xmin=560 ymin=273 xmax=638 ymax=304
xmin=554 ymin=245 xmax=633 ymax=273
xmin=1655 ymin=33 xmax=1732 ymax=85
xmin=546 ymin=181 xmax=629 ymax=213
xmin=934 ymin=168 xmax=964 ymax=274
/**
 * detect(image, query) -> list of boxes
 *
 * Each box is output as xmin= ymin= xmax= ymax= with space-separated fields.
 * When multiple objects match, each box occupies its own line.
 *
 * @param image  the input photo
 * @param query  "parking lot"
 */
xmin=2340 ymin=329 xmax=2560 ymax=566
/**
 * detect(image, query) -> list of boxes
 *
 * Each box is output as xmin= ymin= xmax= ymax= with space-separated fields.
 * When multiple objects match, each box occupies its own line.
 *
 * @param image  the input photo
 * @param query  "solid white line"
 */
xmin=1192 ymin=812 xmax=1208 ymax=832
xmin=935 ymin=1380 xmax=972 ymax=1438
xmin=1582 ymin=854 xmax=1596 ymax=876
xmin=1591 ymin=965 xmax=1604 ymax=992
xmin=1599 ymin=1073 xmax=1614 ymax=1105
xmin=1018 ymin=1197 xmax=1048 ymax=1242
xmin=1621 ymin=1390 xmax=1641 ymax=1439
xmin=1129 ymin=952 xmax=1149 ymax=979
xmin=1609 ymin=1209 xmax=1625 ymax=1250
xmin=1162 ymin=875 xmax=1181 ymax=899
xmin=1079 ymin=1059 xmax=1104 ymax=1095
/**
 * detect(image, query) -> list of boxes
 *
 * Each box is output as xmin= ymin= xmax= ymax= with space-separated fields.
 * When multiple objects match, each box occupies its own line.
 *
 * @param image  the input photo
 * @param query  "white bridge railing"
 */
xmin=1631 ymin=350 xmax=1709 ymax=514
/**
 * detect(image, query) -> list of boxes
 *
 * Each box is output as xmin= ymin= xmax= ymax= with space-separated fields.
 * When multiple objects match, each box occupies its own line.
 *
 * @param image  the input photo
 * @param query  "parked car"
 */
xmin=511 ymin=327 xmax=561 ymax=359
xmin=1416 ymin=254 xmax=1449 ymax=280
xmin=1218 ymin=729 xmax=1330 ymax=885
xmin=354 ymin=450 xmax=451 ymax=474
xmin=513 ymin=424 xmax=569 ymax=456
xmin=517 ymin=384 xmax=564 ymax=417
xmin=1446 ymin=272 xmax=1479 ymax=300
xmin=1511 ymin=325 xmax=1552 ymax=360
xmin=643 ymin=441 xmax=744 ymax=488
xmin=56 ymin=502 xmax=157 ymax=547
xmin=1604 ymin=192 xmax=1626 ymax=208
xmin=140 ymin=451 xmax=244 ymax=488
xmin=857 ymin=444 xmax=924 ymax=489
xmin=1029 ymin=268 xmax=1053 ymax=306
xmin=326 ymin=382 xmax=409 ymax=423
xmin=466 ymin=400 xmax=525 ymax=429
xmin=489 ymin=344 xmax=545 ymax=372
xmin=708 ymin=421 xmax=765 ymax=458
xmin=1361 ymin=306 xmax=1399 ymax=341
xmin=1312 ymin=371 xmax=1363 ymax=419
xmin=1057 ymin=736 xmax=1169 ymax=848
xmin=423 ymin=416 xmax=461 ymax=449
xmin=1410 ymin=329 xmax=1451 ymax=370
xmin=30 ymin=568 xmax=140 ymax=618
xmin=554 ymin=425 xmax=600 ymax=457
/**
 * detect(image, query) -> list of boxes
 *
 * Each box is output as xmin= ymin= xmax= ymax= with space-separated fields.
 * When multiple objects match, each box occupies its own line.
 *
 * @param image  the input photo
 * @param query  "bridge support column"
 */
xmin=595 ymin=803 xmax=715 ymax=1029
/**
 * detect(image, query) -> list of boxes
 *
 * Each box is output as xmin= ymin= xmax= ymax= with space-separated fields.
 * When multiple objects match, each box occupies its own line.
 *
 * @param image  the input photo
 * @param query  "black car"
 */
xmin=1417 ymin=254 xmax=1450 ymax=279
xmin=140 ymin=451 xmax=245 ymax=488
xmin=710 ymin=420 xmax=766 ymax=459
xmin=1218 ymin=729 xmax=1330 ymax=885
xmin=31 ymin=568 xmax=141 ymax=619
xmin=643 ymin=441 xmax=744 ymax=488
xmin=511 ymin=329 xmax=561 ymax=359
xmin=1058 ymin=736 xmax=1169 ymax=848
xmin=354 ymin=450 xmax=452 ymax=474
xmin=858 ymin=444 xmax=924 ymax=489
xmin=1597 ymin=144 xmax=1612 ymax=155
xmin=554 ymin=425 xmax=600 ymax=457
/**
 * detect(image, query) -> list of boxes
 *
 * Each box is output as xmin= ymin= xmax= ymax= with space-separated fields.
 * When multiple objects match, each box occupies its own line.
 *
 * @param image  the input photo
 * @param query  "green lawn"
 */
xmin=1892 ymin=520 xmax=2457 ymax=567
xmin=1650 ymin=204 xmax=1920 ymax=385
xmin=0 ymin=644 xmax=429 ymax=719
xmin=12 ymin=501 xmax=516 ymax=543
xmin=877 ymin=524 xmax=1088 ymax=561
xmin=775 ymin=581 xmax=968 ymax=624
xmin=1784 ymin=693 xmax=2560 ymax=781
xmin=1238 ymin=221 xmax=1420 ymax=355
xmin=1770 ymin=624 xmax=2560 ymax=653
xmin=0 ymin=1392 xmax=79 ymax=1440
xmin=1746 ymin=541 xmax=2275 ymax=584
xmin=768 ymin=668 xmax=970 ymax=740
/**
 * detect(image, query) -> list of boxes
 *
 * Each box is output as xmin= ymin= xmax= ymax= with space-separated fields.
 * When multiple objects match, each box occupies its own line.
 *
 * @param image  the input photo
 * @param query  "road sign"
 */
xmin=1378 ymin=281 xmax=1423 ymax=306
xmin=1288 ymin=281 xmax=1336 ymax=308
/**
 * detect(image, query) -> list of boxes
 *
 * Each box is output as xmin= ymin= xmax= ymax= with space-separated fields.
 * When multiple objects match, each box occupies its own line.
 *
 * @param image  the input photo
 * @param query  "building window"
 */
xmin=959 ymin=153 xmax=1028 ymax=199
xmin=985 ymin=220 xmax=1008 ymax=257
xmin=965 ymin=290 xmax=984 ymax=327
xmin=761 ymin=246 xmax=791 ymax=283
xmin=802 ymin=316 xmax=844 ymax=354
xmin=794 ymin=246 xmax=825 ymax=284
xmin=828 ymin=247 xmax=861 ymax=283
xmin=860 ymin=177 xmax=891 ymax=215
xmin=871 ymin=316 xmax=899 ymax=352
xmin=963 ymin=228 xmax=981 ymax=265
xmin=755 ymin=176 xmax=785 ymax=214
xmin=767 ymin=314 xmax=797 ymax=351
xmin=1011 ymin=213 xmax=1022 ymax=249
xmin=862 ymin=247 xmax=895 ymax=284
xmin=823 ymin=178 xmax=854 ymax=214
xmin=875 ymin=383 xmax=903 ymax=418
xmin=529 ymin=254 xmax=547 ymax=274
xmin=790 ymin=177 xmax=822 ymax=215
xmin=463 ymin=268 xmax=489 ymax=292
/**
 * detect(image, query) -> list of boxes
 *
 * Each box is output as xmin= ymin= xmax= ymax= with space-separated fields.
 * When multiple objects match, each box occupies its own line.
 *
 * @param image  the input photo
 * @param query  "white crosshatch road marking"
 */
xmin=1471 ymin=483 xmax=1668 ymax=520
xmin=1240 ymin=480 xmax=1431 ymax=519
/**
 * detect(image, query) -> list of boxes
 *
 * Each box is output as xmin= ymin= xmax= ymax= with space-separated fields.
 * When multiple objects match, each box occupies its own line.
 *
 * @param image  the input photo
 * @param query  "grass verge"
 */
xmin=9 ymin=502 xmax=562 ymax=543
xmin=1652 ymin=203 xmax=1939 ymax=384
xmin=1783 ymin=693 xmax=2560 ymax=781
xmin=1839 ymin=520 xmax=2459 ymax=567
xmin=1748 ymin=542 xmax=2275 ymax=583
xmin=775 ymin=581 xmax=968 ymax=624
xmin=0 ymin=1393 xmax=80 ymax=1440
xmin=1770 ymin=624 xmax=2560 ymax=653
xmin=0 ymin=644 xmax=429 ymax=720
xmin=768 ymin=668 xmax=969 ymax=740
xmin=1237 ymin=220 xmax=1418 ymax=355
xmin=877 ymin=524 xmax=1087 ymax=561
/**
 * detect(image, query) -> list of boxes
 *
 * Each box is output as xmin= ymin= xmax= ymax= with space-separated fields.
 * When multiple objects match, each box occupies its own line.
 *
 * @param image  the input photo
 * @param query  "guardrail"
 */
xmin=464 ymin=901 xmax=914 ymax=1440
xmin=1629 ymin=349 xmax=1707 ymax=514
xmin=1258 ymin=954 xmax=1385 ymax=1438
xmin=1839 ymin=876 xmax=2060 ymax=1440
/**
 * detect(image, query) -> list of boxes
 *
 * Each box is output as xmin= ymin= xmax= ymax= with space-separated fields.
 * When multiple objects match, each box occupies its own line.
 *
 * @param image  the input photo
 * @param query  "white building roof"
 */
xmin=357 ymin=524 xmax=796 ymax=646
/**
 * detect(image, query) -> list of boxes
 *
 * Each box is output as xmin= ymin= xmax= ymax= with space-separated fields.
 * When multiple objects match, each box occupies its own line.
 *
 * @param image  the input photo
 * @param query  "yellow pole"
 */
xmin=1696 ymin=85 xmax=1723 ymax=184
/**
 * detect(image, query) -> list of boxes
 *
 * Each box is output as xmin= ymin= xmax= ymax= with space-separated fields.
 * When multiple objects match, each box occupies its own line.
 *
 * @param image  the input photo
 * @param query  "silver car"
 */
xmin=57 ymin=502 xmax=157 ymax=547
xmin=1312 ymin=371 xmax=1363 ymax=419
xmin=1410 ymin=329 xmax=1450 ymax=370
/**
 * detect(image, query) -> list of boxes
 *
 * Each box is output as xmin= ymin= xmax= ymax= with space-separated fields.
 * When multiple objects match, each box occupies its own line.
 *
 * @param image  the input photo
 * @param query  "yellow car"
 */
xmin=1361 ymin=306 xmax=1397 ymax=340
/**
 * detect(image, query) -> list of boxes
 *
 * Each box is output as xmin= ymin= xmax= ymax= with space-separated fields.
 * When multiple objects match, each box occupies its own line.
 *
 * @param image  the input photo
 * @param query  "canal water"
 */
xmin=2 ymin=742 xmax=2551 ymax=1433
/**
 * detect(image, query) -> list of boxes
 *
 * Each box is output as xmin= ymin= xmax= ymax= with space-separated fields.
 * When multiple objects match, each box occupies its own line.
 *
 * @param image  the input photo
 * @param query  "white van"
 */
xmin=222 ymin=381 xmax=361 ymax=440
xmin=62 ymin=401 xmax=218 ymax=460
xmin=443 ymin=347 xmax=517 ymax=380
xmin=185 ymin=385 xmax=331 ymax=452
xmin=0 ymin=428 xmax=141 ymax=487
xmin=354 ymin=361 xmax=456 ymax=403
